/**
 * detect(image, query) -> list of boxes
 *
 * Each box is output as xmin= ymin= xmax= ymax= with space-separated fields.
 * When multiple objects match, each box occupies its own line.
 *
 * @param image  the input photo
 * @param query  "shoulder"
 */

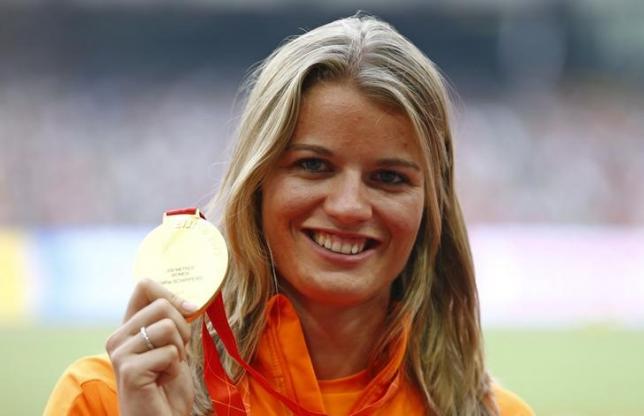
xmin=492 ymin=384 xmax=535 ymax=416
xmin=44 ymin=354 xmax=118 ymax=416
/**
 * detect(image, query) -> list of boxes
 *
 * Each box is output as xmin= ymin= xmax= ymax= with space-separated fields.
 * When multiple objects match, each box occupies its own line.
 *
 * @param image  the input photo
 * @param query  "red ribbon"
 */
xmin=166 ymin=208 xmax=206 ymax=219
xmin=203 ymin=292 xmax=327 ymax=416
xmin=201 ymin=301 xmax=247 ymax=415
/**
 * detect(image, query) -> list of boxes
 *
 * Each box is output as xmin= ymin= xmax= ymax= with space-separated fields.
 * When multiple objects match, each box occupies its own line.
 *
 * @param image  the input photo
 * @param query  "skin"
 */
xmin=262 ymin=81 xmax=425 ymax=379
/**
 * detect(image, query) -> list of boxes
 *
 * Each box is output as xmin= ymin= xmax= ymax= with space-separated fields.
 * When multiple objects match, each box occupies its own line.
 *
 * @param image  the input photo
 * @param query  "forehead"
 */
xmin=291 ymin=82 xmax=422 ymax=158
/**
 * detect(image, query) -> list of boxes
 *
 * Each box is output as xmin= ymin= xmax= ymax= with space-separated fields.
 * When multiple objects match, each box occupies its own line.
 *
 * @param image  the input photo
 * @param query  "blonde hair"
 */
xmin=189 ymin=14 xmax=498 ymax=416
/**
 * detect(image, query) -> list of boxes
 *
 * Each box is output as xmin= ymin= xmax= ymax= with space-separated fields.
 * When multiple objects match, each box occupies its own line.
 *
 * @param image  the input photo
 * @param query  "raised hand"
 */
xmin=106 ymin=279 xmax=198 ymax=416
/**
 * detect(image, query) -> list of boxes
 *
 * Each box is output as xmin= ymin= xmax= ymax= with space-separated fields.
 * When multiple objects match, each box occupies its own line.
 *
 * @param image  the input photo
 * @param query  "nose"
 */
xmin=323 ymin=171 xmax=372 ymax=225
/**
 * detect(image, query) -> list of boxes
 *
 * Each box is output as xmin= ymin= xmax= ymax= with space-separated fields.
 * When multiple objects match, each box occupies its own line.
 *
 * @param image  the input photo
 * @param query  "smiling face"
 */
xmin=261 ymin=81 xmax=425 ymax=307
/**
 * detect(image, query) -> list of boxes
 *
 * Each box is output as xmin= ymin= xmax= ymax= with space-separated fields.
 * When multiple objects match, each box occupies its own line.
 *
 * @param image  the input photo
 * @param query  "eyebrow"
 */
xmin=287 ymin=143 xmax=332 ymax=156
xmin=377 ymin=158 xmax=421 ymax=171
xmin=287 ymin=143 xmax=421 ymax=171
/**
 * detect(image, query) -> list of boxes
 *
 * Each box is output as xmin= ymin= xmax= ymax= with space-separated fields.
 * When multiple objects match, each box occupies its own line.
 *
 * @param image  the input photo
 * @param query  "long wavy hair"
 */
xmin=188 ymin=14 xmax=498 ymax=416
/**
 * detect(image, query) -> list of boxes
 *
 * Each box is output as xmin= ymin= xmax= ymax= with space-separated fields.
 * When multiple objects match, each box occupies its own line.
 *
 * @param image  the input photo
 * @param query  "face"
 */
xmin=261 ymin=81 xmax=425 ymax=307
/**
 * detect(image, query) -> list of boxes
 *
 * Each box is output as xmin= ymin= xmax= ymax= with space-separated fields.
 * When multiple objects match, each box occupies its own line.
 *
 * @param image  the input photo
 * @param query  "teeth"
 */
xmin=311 ymin=231 xmax=368 ymax=255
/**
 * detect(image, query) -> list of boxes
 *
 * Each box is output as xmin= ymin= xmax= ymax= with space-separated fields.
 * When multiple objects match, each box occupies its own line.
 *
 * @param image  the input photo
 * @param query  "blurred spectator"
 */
xmin=1 ymin=2 xmax=642 ymax=226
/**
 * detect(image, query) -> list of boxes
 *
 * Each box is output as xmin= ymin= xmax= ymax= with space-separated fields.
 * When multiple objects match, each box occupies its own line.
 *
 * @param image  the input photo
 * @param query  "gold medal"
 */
xmin=133 ymin=208 xmax=228 ymax=320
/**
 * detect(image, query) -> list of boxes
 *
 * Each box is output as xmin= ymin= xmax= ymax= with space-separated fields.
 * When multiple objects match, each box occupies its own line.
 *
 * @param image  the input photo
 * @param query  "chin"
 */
xmin=294 ymin=279 xmax=390 ymax=308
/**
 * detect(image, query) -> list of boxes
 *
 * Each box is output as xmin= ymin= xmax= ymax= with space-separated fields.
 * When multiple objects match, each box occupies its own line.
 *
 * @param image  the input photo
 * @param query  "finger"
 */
xmin=156 ymin=355 xmax=185 ymax=387
xmin=107 ymin=298 xmax=192 ymax=354
xmin=127 ymin=298 xmax=192 ymax=344
xmin=122 ymin=318 xmax=188 ymax=361
xmin=118 ymin=344 xmax=182 ymax=389
xmin=124 ymin=278 xmax=198 ymax=322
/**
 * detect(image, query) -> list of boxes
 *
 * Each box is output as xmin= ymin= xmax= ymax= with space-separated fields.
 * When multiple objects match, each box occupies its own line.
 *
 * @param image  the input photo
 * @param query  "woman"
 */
xmin=46 ymin=14 xmax=533 ymax=415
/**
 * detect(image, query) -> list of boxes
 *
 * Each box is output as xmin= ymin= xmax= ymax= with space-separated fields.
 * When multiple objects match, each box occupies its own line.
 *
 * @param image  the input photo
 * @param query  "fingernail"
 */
xmin=181 ymin=301 xmax=199 ymax=313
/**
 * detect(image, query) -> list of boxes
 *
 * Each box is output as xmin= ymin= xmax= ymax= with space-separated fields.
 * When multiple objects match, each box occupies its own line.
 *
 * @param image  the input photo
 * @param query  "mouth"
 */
xmin=305 ymin=229 xmax=379 ymax=256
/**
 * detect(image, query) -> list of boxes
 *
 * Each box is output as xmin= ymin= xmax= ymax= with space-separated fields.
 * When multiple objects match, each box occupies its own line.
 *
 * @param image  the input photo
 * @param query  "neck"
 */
xmin=282 ymin=288 xmax=391 ymax=380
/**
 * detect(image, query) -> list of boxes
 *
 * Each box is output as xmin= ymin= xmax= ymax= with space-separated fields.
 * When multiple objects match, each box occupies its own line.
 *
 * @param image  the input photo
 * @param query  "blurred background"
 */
xmin=1 ymin=0 xmax=643 ymax=414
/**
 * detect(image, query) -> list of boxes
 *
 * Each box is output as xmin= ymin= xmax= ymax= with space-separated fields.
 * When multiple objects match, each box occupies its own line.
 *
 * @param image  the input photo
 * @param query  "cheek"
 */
xmin=261 ymin=176 xmax=318 ymax=243
xmin=384 ymin=196 xmax=424 ymax=251
xmin=264 ymin=182 xmax=316 ymax=219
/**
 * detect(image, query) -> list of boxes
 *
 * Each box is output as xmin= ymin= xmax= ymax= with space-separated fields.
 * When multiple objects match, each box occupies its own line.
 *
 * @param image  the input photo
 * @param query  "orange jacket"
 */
xmin=45 ymin=295 xmax=534 ymax=415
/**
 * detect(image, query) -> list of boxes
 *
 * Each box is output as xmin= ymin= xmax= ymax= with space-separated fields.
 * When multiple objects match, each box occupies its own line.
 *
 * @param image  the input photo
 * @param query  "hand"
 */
xmin=106 ymin=279 xmax=198 ymax=416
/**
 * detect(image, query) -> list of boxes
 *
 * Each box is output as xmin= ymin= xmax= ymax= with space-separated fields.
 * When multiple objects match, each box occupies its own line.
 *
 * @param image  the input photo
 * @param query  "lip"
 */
xmin=301 ymin=228 xmax=379 ymax=266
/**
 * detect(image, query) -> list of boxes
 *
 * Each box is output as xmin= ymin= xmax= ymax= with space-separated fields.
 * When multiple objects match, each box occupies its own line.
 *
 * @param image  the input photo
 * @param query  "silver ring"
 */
xmin=139 ymin=326 xmax=155 ymax=351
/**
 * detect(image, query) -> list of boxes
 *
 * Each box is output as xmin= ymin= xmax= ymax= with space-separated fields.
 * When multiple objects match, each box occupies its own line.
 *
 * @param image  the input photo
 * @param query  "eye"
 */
xmin=372 ymin=170 xmax=407 ymax=185
xmin=297 ymin=158 xmax=330 ymax=173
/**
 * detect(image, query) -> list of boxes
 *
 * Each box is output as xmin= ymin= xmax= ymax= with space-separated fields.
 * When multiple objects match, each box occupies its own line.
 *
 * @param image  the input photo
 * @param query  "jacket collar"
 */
xmin=251 ymin=294 xmax=410 ymax=415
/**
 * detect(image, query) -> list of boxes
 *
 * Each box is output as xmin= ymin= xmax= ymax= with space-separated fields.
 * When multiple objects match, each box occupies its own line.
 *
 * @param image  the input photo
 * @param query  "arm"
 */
xmin=44 ymin=354 xmax=118 ymax=416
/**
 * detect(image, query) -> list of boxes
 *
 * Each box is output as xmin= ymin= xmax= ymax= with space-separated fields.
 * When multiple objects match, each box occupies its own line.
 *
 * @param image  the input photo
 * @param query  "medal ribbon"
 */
xmin=166 ymin=207 xmax=207 ymax=219
xmin=203 ymin=292 xmax=326 ymax=416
